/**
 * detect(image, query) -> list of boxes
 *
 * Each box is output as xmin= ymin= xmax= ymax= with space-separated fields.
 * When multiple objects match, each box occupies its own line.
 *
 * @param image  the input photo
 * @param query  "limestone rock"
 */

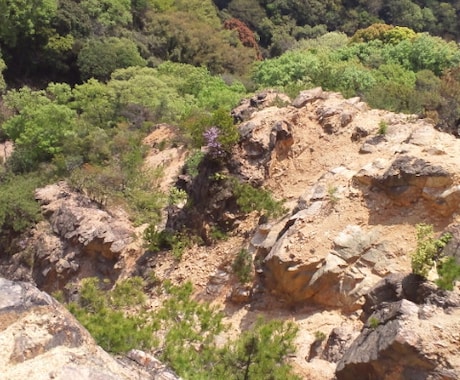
xmin=0 ymin=277 xmax=179 ymax=380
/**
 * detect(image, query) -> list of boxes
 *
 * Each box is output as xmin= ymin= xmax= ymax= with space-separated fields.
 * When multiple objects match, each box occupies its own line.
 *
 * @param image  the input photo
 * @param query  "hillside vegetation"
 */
xmin=1 ymin=1 xmax=460 ymax=378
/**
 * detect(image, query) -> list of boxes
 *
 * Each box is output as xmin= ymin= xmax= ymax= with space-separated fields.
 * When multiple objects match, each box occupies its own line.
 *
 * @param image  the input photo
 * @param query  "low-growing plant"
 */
xmin=209 ymin=226 xmax=228 ymax=242
xmin=270 ymin=95 xmax=291 ymax=108
xmin=369 ymin=316 xmax=380 ymax=329
xmin=411 ymin=224 xmax=452 ymax=278
xmin=377 ymin=120 xmax=388 ymax=135
xmin=184 ymin=150 xmax=205 ymax=178
xmin=232 ymin=248 xmax=253 ymax=284
xmin=168 ymin=187 xmax=188 ymax=206
xmin=144 ymin=226 xmax=198 ymax=260
xmin=435 ymin=256 xmax=460 ymax=291
xmin=327 ymin=185 xmax=339 ymax=204
xmin=314 ymin=330 xmax=327 ymax=342
xmin=232 ymin=180 xmax=286 ymax=218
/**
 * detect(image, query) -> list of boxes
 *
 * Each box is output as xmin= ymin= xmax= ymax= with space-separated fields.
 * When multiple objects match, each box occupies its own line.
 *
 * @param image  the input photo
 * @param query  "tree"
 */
xmin=2 ymin=91 xmax=77 ymax=170
xmin=77 ymin=37 xmax=146 ymax=81
xmin=0 ymin=0 xmax=58 ymax=48
xmin=214 ymin=318 xmax=300 ymax=379
xmin=143 ymin=11 xmax=257 ymax=75
xmin=437 ymin=67 xmax=460 ymax=136
xmin=80 ymin=0 xmax=132 ymax=29
xmin=72 ymin=79 xmax=118 ymax=128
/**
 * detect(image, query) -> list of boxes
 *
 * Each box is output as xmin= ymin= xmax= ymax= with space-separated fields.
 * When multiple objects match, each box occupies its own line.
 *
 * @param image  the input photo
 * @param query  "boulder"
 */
xmin=321 ymin=327 xmax=359 ymax=363
xmin=362 ymin=273 xmax=460 ymax=319
xmin=355 ymin=155 xmax=460 ymax=216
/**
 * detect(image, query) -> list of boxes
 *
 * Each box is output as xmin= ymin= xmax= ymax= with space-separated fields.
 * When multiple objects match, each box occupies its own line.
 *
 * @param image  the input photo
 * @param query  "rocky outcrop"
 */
xmin=355 ymin=155 xmax=460 ymax=214
xmin=231 ymin=90 xmax=291 ymax=122
xmin=0 ymin=277 xmax=179 ymax=380
xmin=336 ymin=277 xmax=460 ymax=380
xmin=233 ymin=87 xmax=460 ymax=314
xmin=257 ymin=219 xmax=389 ymax=310
xmin=237 ymin=117 xmax=294 ymax=184
xmin=4 ymin=182 xmax=139 ymax=293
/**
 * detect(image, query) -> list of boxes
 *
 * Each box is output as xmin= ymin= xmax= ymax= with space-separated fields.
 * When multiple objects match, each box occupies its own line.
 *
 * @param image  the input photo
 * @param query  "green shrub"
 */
xmin=232 ymin=248 xmax=253 ymax=284
xmin=411 ymin=224 xmax=452 ymax=278
xmin=368 ymin=316 xmax=380 ymax=329
xmin=168 ymin=187 xmax=188 ymax=206
xmin=144 ymin=226 xmax=198 ymax=260
xmin=314 ymin=331 xmax=327 ymax=342
xmin=377 ymin=120 xmax=388 ymax=135
xmin=232 ymin=180 xmax=286 ymax=218
xmin=0 ymin=174 xmax=43 ymax=237
xmin=436 ymin=257 xmax=460 ymax=291
xmin=327 ymin=185 xmax=339 ymax=204
xmin=77 ymin=37 xmax=147 ymax=81
xmin=68 ymin=277 xmax=155 ymax=353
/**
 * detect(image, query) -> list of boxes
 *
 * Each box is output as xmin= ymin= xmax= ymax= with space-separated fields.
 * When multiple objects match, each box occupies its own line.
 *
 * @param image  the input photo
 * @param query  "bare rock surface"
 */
xmin=234 ymin=88 xmax=460 ymax=312
xmin=19 ymin=182 xmax=140 ymax=293
xmin=0 ymin=277 xmax=179 ymax=380
xmin=232 ymin=89 xmax=291 ymax=122
xmin=336 ymin=285 xmax=460 ymax=380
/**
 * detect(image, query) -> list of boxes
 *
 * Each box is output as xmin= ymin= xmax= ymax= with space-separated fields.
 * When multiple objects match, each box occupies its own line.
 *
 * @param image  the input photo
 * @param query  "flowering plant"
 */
xmin=203 ymin=126 xmax=223 ymax=157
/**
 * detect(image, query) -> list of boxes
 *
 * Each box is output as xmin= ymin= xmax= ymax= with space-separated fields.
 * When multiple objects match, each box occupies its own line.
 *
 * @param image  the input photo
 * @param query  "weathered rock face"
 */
xmin=355 ymin=155 xmax=459 ymax=214
xmin=2 ymin=182 xmax=139 ymax=294
xmin=336 ymin=277 xmax=460 ymax=380
xmin=231 ymin=89 xmax=291 ymax=123
xmin=235 ymin=87 xmax=460 ymax=313
xmin=256 ymin=219 xmax=387 ymax=310
xmin=0 ymin=277 xmax=179 ymax=380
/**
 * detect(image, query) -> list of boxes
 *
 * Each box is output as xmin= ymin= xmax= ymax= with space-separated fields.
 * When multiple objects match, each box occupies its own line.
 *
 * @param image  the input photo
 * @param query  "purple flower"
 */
xmin=203 ymin=127 xmax=223 ymax=157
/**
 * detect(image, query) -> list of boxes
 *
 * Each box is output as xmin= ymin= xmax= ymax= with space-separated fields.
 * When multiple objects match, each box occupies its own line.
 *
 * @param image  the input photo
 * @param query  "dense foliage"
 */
xmin=253 ymin=27 xmax=460 ymax=135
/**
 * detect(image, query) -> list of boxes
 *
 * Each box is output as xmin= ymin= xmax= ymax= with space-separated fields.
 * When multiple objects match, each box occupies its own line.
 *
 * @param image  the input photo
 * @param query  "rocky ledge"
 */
xmin=0 ymin=277 xmax=179 ymax=380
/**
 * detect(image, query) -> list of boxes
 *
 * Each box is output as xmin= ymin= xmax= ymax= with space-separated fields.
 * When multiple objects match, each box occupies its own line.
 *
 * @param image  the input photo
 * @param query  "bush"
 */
xmin=184 ymin=150 xmax=205 ymax=178
xmin=232 ymin=248 xmax=253 ymax=283
xmin=68 ymin=277 xmax=156 ymax=353
xmin=411 ymin=224 xmax=452 ymax=278
xmin=232 ymin=180 xmax=286 ymax=218
xmin=144 ymin=226 xmax=198 ymax=260
xmin=0 ymin=174 xmax=43 ymax=239
xmin=77 ymin=37 xmax=147 ymax=81
xmin=436 ymin=257 xmax=460 ymax=291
